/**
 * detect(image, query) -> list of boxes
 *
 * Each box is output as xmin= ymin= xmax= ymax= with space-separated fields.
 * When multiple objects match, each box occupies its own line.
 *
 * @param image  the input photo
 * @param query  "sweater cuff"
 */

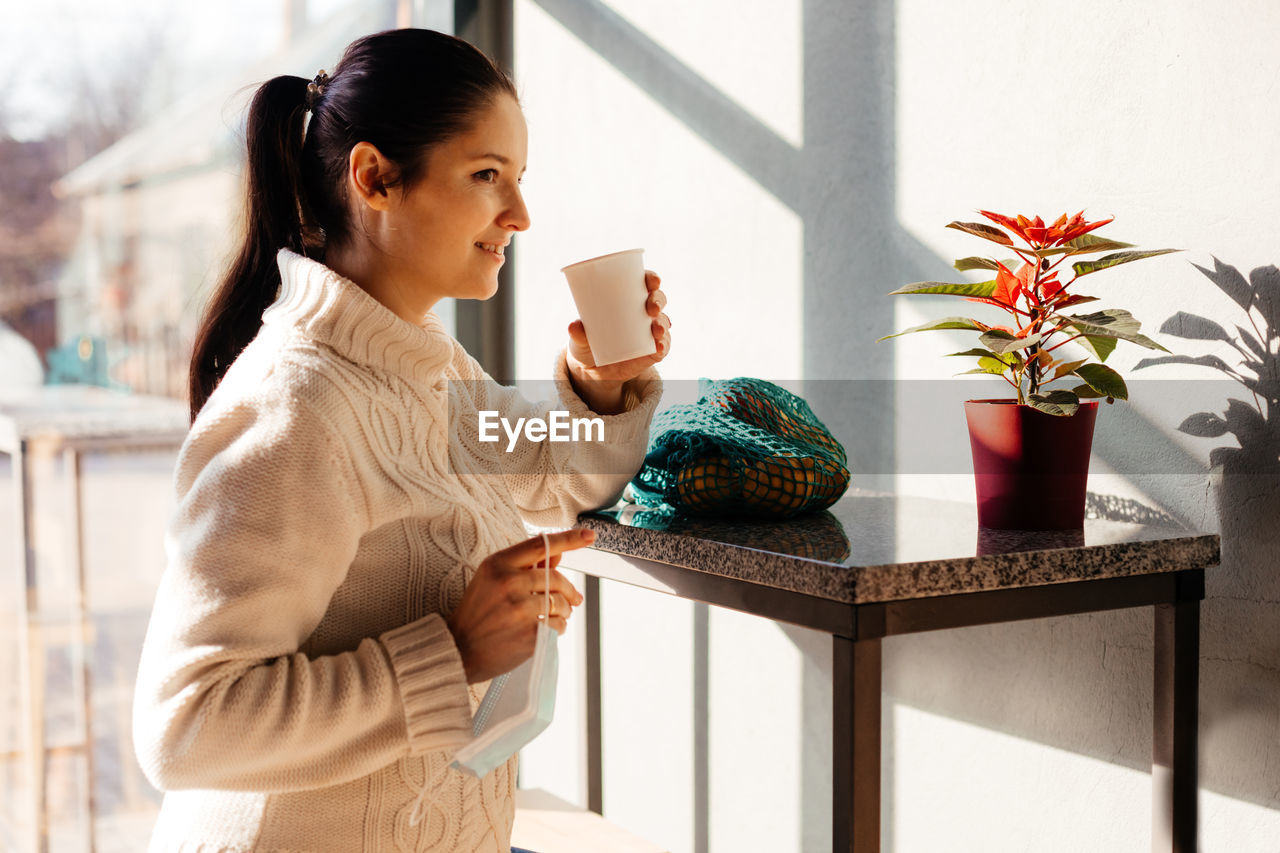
xmin=381 ymin=614 xmax=472 ymax=756
xmin=552 ymin=349 xmax=663 ymax=448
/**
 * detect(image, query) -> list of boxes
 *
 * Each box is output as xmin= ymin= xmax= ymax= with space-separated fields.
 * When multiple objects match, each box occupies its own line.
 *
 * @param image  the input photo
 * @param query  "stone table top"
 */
xmin=577 ymin=490 xmax=1219 ymax=604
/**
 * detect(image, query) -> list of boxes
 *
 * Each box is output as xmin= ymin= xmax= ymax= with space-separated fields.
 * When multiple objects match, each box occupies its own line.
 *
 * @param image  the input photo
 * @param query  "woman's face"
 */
xmin=384 ymin=94 xmax=530 ymax=308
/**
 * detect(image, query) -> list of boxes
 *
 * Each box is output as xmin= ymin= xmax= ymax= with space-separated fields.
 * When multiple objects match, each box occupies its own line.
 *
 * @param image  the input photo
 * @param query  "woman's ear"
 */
xmin=347 ymin=142 xmax=398 ymax=211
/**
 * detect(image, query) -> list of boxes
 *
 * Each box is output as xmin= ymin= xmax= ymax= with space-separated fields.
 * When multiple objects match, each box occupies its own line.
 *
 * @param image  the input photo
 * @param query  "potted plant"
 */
xmin=881 ymin=211 xmax=1178 ymax=529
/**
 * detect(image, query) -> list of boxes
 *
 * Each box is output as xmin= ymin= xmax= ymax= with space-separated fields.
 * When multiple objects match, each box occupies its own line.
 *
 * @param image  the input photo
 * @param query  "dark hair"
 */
xmin=187 ymin=29 xmax=518 ymax=421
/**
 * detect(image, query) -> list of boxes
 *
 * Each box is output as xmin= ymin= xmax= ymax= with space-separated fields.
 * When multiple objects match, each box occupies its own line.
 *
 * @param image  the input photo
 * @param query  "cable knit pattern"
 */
xmin=133 ymin=249 xmax=662 ymax=852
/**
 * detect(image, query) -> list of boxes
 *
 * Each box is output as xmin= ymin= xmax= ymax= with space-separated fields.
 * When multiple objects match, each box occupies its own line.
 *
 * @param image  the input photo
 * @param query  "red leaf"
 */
xmin=979 ymin=210 xmax=1021 ymax=231
xmin=1040 ymin=273 xmax=1064 ymax=299
xmin=993 ymin=263 xmax=1021 ymax=307
xmin=1061 ymin=214 xmax=1113 ymax=243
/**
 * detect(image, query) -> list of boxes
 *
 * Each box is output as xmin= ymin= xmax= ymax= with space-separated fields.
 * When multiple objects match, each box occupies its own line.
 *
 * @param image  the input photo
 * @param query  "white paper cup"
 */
xmin=560 ymin=248 xmax=657 ymax=366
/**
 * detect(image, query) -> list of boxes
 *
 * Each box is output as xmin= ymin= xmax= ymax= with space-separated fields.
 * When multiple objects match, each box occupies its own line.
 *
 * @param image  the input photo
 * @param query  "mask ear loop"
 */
xmin=407 ymin=531 xmax=556 ymax=830
xmin=541 ymin=532 xmax=552 ymax=623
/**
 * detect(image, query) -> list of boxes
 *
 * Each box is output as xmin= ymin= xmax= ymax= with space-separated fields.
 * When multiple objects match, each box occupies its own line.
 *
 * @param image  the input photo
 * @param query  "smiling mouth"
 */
xmin=476 ymin=242 xmax=506 ymax=256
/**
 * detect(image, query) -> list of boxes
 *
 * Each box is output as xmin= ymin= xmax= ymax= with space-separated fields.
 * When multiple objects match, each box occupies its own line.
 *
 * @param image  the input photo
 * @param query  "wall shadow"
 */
xmin=888 ymin=259 xmax=1280 ymax=818
xmin=528 ymin=0 xmax=1280 ymax=847
xmin=530 ymin=1 xmax=912 ymax=847
xmin=1137 ymin=259 xmax=1280 ymax=812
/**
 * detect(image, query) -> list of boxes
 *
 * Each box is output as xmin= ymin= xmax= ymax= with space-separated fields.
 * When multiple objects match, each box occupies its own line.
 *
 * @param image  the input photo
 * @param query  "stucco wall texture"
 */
xmin=513 ymin=1 xmax=1280 ymax=850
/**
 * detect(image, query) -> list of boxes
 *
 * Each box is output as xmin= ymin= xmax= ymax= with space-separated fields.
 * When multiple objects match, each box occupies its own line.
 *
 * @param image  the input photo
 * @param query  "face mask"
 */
xmin=409 ymin=532 xmax=560 ymax=826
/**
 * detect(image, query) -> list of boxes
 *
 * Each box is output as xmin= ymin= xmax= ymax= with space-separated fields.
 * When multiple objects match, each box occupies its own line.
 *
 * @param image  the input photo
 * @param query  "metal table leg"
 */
xmin=1152 ymin=585 xmax=1200 ymax=852
xmin=584 ymin=574 xmax=603 ymax=815
xmin=834 ymin=634 xmax=881 ymax=853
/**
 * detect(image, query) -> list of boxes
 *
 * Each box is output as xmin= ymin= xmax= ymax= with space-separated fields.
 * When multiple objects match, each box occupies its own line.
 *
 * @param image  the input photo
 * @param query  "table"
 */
xmin=1 ymin=386 xmax=188 ymax=853
xmin=567 ymin=491 xmax=1218 ymax=853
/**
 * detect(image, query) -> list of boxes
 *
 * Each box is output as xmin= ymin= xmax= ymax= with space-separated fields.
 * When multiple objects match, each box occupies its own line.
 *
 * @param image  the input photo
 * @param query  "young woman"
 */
xmin=133 ymin=28 xmax=671 ymax=852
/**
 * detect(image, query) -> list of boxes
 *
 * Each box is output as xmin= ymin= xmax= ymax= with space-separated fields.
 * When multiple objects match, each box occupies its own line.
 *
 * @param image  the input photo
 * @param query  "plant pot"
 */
xmin=964 ymin=399 xmax=1099 ymax=530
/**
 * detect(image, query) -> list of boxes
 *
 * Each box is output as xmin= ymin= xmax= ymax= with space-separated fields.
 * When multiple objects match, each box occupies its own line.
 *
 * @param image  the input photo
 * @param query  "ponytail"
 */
xmin=187 ymin=75 xmax=311 ymax=421
xmin=187 ymin=29 xmax=518 ymax=422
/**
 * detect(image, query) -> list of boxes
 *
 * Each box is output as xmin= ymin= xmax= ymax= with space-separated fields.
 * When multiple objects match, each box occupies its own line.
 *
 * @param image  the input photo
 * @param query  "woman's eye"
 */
xmin=474 ymin=169 xmax=497 ymax=183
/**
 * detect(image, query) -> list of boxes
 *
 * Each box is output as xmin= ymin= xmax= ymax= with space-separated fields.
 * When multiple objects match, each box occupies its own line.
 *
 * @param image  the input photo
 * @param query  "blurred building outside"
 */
xmin=1 ymin=2 xmax=442 ymax=850
xmin=45 ymin=0 xmax=409 ymax=401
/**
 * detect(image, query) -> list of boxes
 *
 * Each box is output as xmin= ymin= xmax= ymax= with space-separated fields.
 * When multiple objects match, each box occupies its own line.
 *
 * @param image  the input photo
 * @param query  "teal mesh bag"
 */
xmin=629 ymin=378 xmax=850 ymax=519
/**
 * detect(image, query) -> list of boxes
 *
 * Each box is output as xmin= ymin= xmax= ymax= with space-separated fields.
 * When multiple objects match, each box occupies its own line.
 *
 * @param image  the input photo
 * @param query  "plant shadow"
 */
xmin=1136 ymin=258 xmax=1280 ymax=812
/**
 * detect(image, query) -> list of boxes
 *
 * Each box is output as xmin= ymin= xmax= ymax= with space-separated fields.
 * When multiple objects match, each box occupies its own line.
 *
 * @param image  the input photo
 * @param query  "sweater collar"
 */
xmin=266 ymin=248 xmax=455 ymax=385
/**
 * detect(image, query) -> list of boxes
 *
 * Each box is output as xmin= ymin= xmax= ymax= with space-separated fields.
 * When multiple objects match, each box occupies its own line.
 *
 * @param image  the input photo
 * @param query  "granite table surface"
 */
xmin=576 ymin=490 xmax=1220 ymax=605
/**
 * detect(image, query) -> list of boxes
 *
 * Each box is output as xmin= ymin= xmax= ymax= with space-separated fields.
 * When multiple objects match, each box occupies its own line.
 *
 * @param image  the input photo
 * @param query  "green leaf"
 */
xmin=889 ymin=279 xmax=998 ymax=298
xmin=946 ymin=347 xmax=1018 ymax=366
xmin=946 ymin=220 xmax=1014 ymax=246
xmin=877 ymin=317 xmax=983 ymax=341
xmin=953 ymin=257 xmax=1010 ymax=272
xmin=1065 ymin=309 xmax=1170 ymax=352
xmin=980 ymin=330 xmax=1042 ymax=354
xmin=978 ymin=357 xmax=1008 ymax=373
xmin=1071 ymin=248 xmax=1180 ymax=277
xmin=1027 ymin=390 xmax=1081 ymax=416
xmin=1072 ymin=383 xmax=1108 ymax=399
xmin=1063 ymin=234 xmax=1135 ymax=255
xmin=1076 ymin=334 xmax=1119 ymax=362
xmin=956 ymin=357 xmax=1010 ymax=376
xmin=1074 ymin=362 xmax=1129 ymax=400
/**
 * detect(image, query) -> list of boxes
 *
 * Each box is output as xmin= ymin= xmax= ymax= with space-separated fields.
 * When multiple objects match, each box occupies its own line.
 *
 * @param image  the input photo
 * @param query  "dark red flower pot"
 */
xmin=964 ymin=399 xmax=1099 ymax=530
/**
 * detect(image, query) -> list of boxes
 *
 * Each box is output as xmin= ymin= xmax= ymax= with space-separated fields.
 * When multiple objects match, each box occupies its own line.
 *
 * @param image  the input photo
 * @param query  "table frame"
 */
xmin=571 ymin=548 xmax=1205 ymax=853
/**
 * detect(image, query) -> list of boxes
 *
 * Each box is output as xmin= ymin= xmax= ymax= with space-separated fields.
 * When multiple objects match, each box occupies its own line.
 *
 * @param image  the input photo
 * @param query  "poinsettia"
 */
xmin=880 ymin=211 xmax=1179 ymax=415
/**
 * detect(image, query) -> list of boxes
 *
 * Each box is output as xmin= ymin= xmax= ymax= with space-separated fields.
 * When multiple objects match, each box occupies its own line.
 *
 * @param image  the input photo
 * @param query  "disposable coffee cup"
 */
xmin=560 ymin=248 xmax=657 ymax=366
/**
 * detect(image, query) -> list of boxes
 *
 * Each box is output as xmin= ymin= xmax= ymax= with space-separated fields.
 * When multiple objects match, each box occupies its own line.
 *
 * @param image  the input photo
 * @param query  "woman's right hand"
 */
xmin=446 ymin=528 xmax=593 ymax=684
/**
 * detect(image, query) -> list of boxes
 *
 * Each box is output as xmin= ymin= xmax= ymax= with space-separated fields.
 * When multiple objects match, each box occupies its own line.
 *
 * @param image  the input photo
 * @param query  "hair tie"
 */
xmin=305 ymin=70 xmax=329 ymax=112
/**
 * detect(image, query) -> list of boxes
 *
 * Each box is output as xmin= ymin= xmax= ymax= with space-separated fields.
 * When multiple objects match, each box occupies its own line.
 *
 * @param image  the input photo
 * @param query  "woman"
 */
xmin=133 ymin=28 xmax=671 ymax=852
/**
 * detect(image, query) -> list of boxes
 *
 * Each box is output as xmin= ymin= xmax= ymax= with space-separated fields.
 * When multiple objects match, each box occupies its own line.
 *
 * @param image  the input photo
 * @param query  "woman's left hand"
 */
xmin=566 ymin=270 xmax=671 ymax=414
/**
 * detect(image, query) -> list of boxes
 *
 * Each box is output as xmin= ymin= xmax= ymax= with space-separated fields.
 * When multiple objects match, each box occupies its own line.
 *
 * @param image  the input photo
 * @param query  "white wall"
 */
xmin=514 ymin=1 xmax=1280 ymax=850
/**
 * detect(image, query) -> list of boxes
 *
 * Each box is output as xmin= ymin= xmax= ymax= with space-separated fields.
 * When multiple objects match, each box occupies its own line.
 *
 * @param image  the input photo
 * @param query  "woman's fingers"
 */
xmin=532 ymin=552 xmax=562 ymax=571
xmin=527 ymin=591 xmax=575 ymax=621
xmin=450 ymin=531 xmax=596 ymax=682
xmin=647 ymin=288 xmax=667 ymax=315
xmin=528 ymin=570 xmax=583 ymax=606
xmin=492 ymin=529 xmax=595 ymax=571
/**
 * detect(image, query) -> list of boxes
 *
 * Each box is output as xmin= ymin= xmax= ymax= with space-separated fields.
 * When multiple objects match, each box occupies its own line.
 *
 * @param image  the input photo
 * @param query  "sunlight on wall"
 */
xmin=894 ymin=703 xmax=1280 ymax=851
xmin=706 ymin=607 xmax=803 ymax=851
xmin=892 ymin=703 xmax=1151 ymax=850
xmin=513 ymin=2 xmax=806 ymax=848
xmin=513 ymin=0 xmax=803 ymax=384
xmin=605 ymin=0 xmax=804 ymax=148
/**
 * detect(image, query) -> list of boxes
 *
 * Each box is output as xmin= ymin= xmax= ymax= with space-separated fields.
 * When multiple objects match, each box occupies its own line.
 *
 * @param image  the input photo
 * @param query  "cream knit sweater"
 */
xmin=133 ymin=249 xmax=661 ymax=852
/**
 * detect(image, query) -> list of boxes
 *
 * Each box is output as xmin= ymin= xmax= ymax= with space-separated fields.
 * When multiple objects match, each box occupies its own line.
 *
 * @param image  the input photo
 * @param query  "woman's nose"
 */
xmin=501 ymin=187 xmax=531 ymax=232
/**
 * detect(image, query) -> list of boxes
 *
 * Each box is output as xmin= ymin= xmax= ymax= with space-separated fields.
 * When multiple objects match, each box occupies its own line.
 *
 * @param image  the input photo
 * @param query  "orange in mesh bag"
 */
xmin=630 ymin=378 xmax=850 ymax=519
